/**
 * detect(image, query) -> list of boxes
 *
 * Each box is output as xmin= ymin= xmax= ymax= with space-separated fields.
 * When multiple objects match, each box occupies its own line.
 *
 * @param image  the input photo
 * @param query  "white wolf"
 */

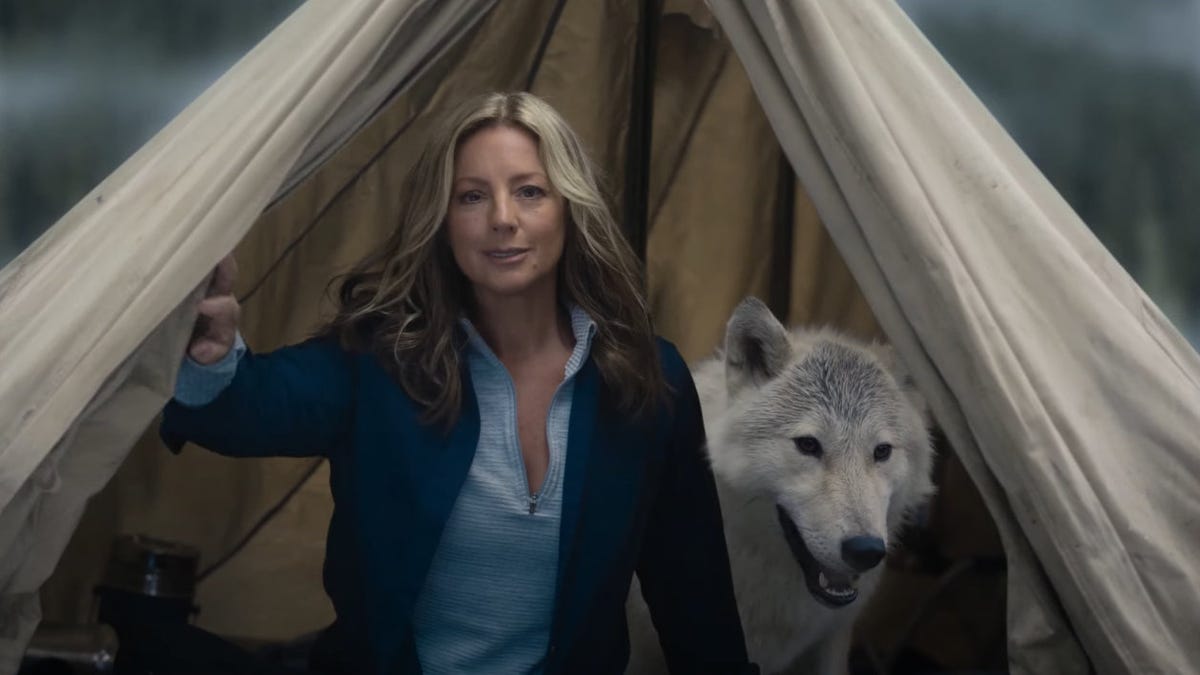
xmin=629 ymin=297 xmax=936 ymax=674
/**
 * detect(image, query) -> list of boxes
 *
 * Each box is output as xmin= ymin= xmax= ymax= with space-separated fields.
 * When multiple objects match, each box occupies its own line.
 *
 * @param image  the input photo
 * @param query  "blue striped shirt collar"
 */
xmin=459 ymin=304 xmax=598 ymax=376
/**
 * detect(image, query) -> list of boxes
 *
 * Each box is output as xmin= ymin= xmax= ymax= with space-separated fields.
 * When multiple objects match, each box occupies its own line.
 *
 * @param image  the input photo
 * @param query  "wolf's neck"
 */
xmin=691 ymin=355 xmax=730 ymax=437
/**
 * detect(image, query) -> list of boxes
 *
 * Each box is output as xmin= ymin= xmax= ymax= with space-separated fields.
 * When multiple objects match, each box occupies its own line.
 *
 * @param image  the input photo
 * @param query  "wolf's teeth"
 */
xmin=818 ymin=571 xmax=830 ymax=589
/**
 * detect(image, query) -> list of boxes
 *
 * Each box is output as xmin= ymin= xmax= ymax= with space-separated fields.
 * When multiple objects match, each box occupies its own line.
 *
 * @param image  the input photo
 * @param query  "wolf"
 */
xmin=628 ymin=297 xmax=937 ymax=674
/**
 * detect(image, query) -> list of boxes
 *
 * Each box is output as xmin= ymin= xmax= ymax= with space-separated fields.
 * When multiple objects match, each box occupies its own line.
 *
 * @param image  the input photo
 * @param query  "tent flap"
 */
xmin=711 ymin=1 xmax=1200 ymax=673
xmin=0 ymin=0 xmax=495 ymax=665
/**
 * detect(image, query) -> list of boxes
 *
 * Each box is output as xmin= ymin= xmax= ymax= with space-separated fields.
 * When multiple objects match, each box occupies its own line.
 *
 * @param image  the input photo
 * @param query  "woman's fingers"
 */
xmin=188 ymin=336 xmax=224 ymax=365
xmin=196 ymin=294 xmax=240 ymax=324
xmin=187 ymin=256 xmax=241 ymax=364
xmin=209 ymin=254 xmax=238 ymax=296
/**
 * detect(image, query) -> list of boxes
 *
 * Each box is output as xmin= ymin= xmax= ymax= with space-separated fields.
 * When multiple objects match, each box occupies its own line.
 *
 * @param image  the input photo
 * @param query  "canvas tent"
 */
xmin=2 ymin=0 xmax=1199 ymax=672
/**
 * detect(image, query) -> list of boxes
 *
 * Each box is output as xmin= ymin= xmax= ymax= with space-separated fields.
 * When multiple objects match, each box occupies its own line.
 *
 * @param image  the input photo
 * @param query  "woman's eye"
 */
xmin=517 ymin=185 xmax=546 ymax=199
xmin=458 ymin=190 xmax=484 ymax=204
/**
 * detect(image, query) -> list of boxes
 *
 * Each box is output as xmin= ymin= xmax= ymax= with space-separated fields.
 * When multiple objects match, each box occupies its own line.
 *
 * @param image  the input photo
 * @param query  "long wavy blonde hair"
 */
xmin=322 ymin=92 xmax=663 ymax=425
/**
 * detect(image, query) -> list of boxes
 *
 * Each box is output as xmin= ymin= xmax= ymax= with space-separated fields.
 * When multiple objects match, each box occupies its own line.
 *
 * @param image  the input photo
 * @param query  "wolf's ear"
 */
xmin=725 ymin=297 xmax=791 ymax=395
xmin=871 ymin=343 xmax=932 ymax=428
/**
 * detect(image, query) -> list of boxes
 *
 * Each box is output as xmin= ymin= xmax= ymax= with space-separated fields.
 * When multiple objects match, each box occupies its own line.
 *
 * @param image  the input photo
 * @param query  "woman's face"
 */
xmin=446 ymin=124 xmax=566 ymax=306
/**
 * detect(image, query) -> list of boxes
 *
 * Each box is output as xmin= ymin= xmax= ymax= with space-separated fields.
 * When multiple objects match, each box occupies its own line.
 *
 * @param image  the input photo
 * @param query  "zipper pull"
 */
xmin=528 ymin=492 xmax=539 ymax=515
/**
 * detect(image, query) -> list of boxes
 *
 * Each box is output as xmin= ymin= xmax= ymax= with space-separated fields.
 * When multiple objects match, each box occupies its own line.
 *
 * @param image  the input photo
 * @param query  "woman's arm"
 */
xmin=635 ymin=342 xmax=759 ymax=675
xmin=160 ymin=336 xmax=354 ymax=457
xmin=160 ymin=254 xmax=353 ymax=457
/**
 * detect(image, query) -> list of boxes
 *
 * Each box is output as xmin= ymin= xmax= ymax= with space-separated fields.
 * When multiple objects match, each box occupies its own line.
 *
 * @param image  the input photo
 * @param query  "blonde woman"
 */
xmin=165 ymin=92 xmax=756 ymax=675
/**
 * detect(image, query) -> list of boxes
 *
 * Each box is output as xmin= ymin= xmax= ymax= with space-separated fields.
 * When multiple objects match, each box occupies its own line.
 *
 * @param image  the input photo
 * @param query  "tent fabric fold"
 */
xmin=710 ymin=1 xmax=1200 ymax=673
xmin=0 ymin=0 xmax=495 ymax=667
xmin=2 ymin=0 xmax=1198 ymax=672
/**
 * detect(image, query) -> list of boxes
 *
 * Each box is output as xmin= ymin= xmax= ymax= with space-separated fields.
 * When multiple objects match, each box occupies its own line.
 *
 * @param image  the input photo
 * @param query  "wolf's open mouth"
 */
xmin=776 ymin=505 xmax=859 ymax=608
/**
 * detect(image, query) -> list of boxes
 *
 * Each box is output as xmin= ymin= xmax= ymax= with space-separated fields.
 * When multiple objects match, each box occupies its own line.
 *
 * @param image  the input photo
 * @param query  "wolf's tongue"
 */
xmin=818 ymin=570 xmax=854 ymax=591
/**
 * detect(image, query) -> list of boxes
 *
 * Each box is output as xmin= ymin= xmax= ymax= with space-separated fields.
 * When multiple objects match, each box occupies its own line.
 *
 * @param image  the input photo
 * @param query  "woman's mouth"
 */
xmin=484 ymin=248 xmax=530 ymax=262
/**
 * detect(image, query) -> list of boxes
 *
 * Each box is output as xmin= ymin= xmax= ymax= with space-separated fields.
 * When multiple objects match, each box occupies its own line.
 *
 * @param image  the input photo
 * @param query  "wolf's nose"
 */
xmin=841 ymin=536 xmax=886 ymax=571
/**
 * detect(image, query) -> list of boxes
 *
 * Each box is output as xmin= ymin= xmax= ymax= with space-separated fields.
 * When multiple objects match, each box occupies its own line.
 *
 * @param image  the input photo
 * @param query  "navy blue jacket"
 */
xmin=161 ymin=336 xmax=756 ymax=674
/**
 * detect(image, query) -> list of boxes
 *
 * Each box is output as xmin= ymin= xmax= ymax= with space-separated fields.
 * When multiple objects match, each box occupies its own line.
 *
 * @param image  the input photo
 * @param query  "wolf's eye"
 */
xmin=873 ymin=443 xmax=893 ymax=462
xmin=793 ymin=436 xmax=822 ymax=458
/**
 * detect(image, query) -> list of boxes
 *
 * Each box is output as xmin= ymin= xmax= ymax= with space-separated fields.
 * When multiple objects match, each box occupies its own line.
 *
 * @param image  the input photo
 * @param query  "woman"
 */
xmin=165 ymin=92 xmax=756 ymax=674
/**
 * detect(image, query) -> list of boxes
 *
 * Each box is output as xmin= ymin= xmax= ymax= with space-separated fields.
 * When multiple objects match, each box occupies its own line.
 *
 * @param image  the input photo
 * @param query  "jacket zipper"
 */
xmin=526 ymin=383 xmax=565 ymax=517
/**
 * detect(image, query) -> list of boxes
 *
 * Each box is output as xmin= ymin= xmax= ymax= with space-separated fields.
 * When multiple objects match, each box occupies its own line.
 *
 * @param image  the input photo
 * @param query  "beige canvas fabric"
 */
xmin=711 ymin=1 xmax=1200 ymax=673
xmin=0 ymin=0 xmax=496 ymax=667
xmin=646 ymin=19 xmax=880 ymax=359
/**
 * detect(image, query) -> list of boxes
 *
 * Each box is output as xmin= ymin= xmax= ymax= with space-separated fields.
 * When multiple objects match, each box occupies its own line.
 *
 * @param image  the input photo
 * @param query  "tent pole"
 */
xmin=768 ymin=154 xmax=796 ymax=319
xmin=623 ymin=0 xmax=662 ymax=263
xmin=524 ymin=0 xmax=570 ymax=89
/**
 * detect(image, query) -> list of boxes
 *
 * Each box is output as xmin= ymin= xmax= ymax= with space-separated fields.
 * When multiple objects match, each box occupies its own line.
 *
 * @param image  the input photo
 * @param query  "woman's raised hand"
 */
xmin=188 ymin=254 xmax=241 ymax=365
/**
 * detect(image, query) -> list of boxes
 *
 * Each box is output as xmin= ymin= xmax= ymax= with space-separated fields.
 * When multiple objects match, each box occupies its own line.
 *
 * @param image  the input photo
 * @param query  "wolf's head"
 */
xmin=709 ymin=298 xmax=936 ymax=609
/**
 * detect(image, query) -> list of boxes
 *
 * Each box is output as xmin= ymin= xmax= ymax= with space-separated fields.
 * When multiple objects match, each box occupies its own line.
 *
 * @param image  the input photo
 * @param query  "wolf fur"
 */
xmin=628 ymin=298 xmax=936 ymax=674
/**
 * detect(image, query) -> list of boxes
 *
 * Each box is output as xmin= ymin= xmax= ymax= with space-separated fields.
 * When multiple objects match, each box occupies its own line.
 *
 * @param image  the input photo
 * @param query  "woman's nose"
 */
xmin=490 ymin=194 xmax=517 ymax=231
